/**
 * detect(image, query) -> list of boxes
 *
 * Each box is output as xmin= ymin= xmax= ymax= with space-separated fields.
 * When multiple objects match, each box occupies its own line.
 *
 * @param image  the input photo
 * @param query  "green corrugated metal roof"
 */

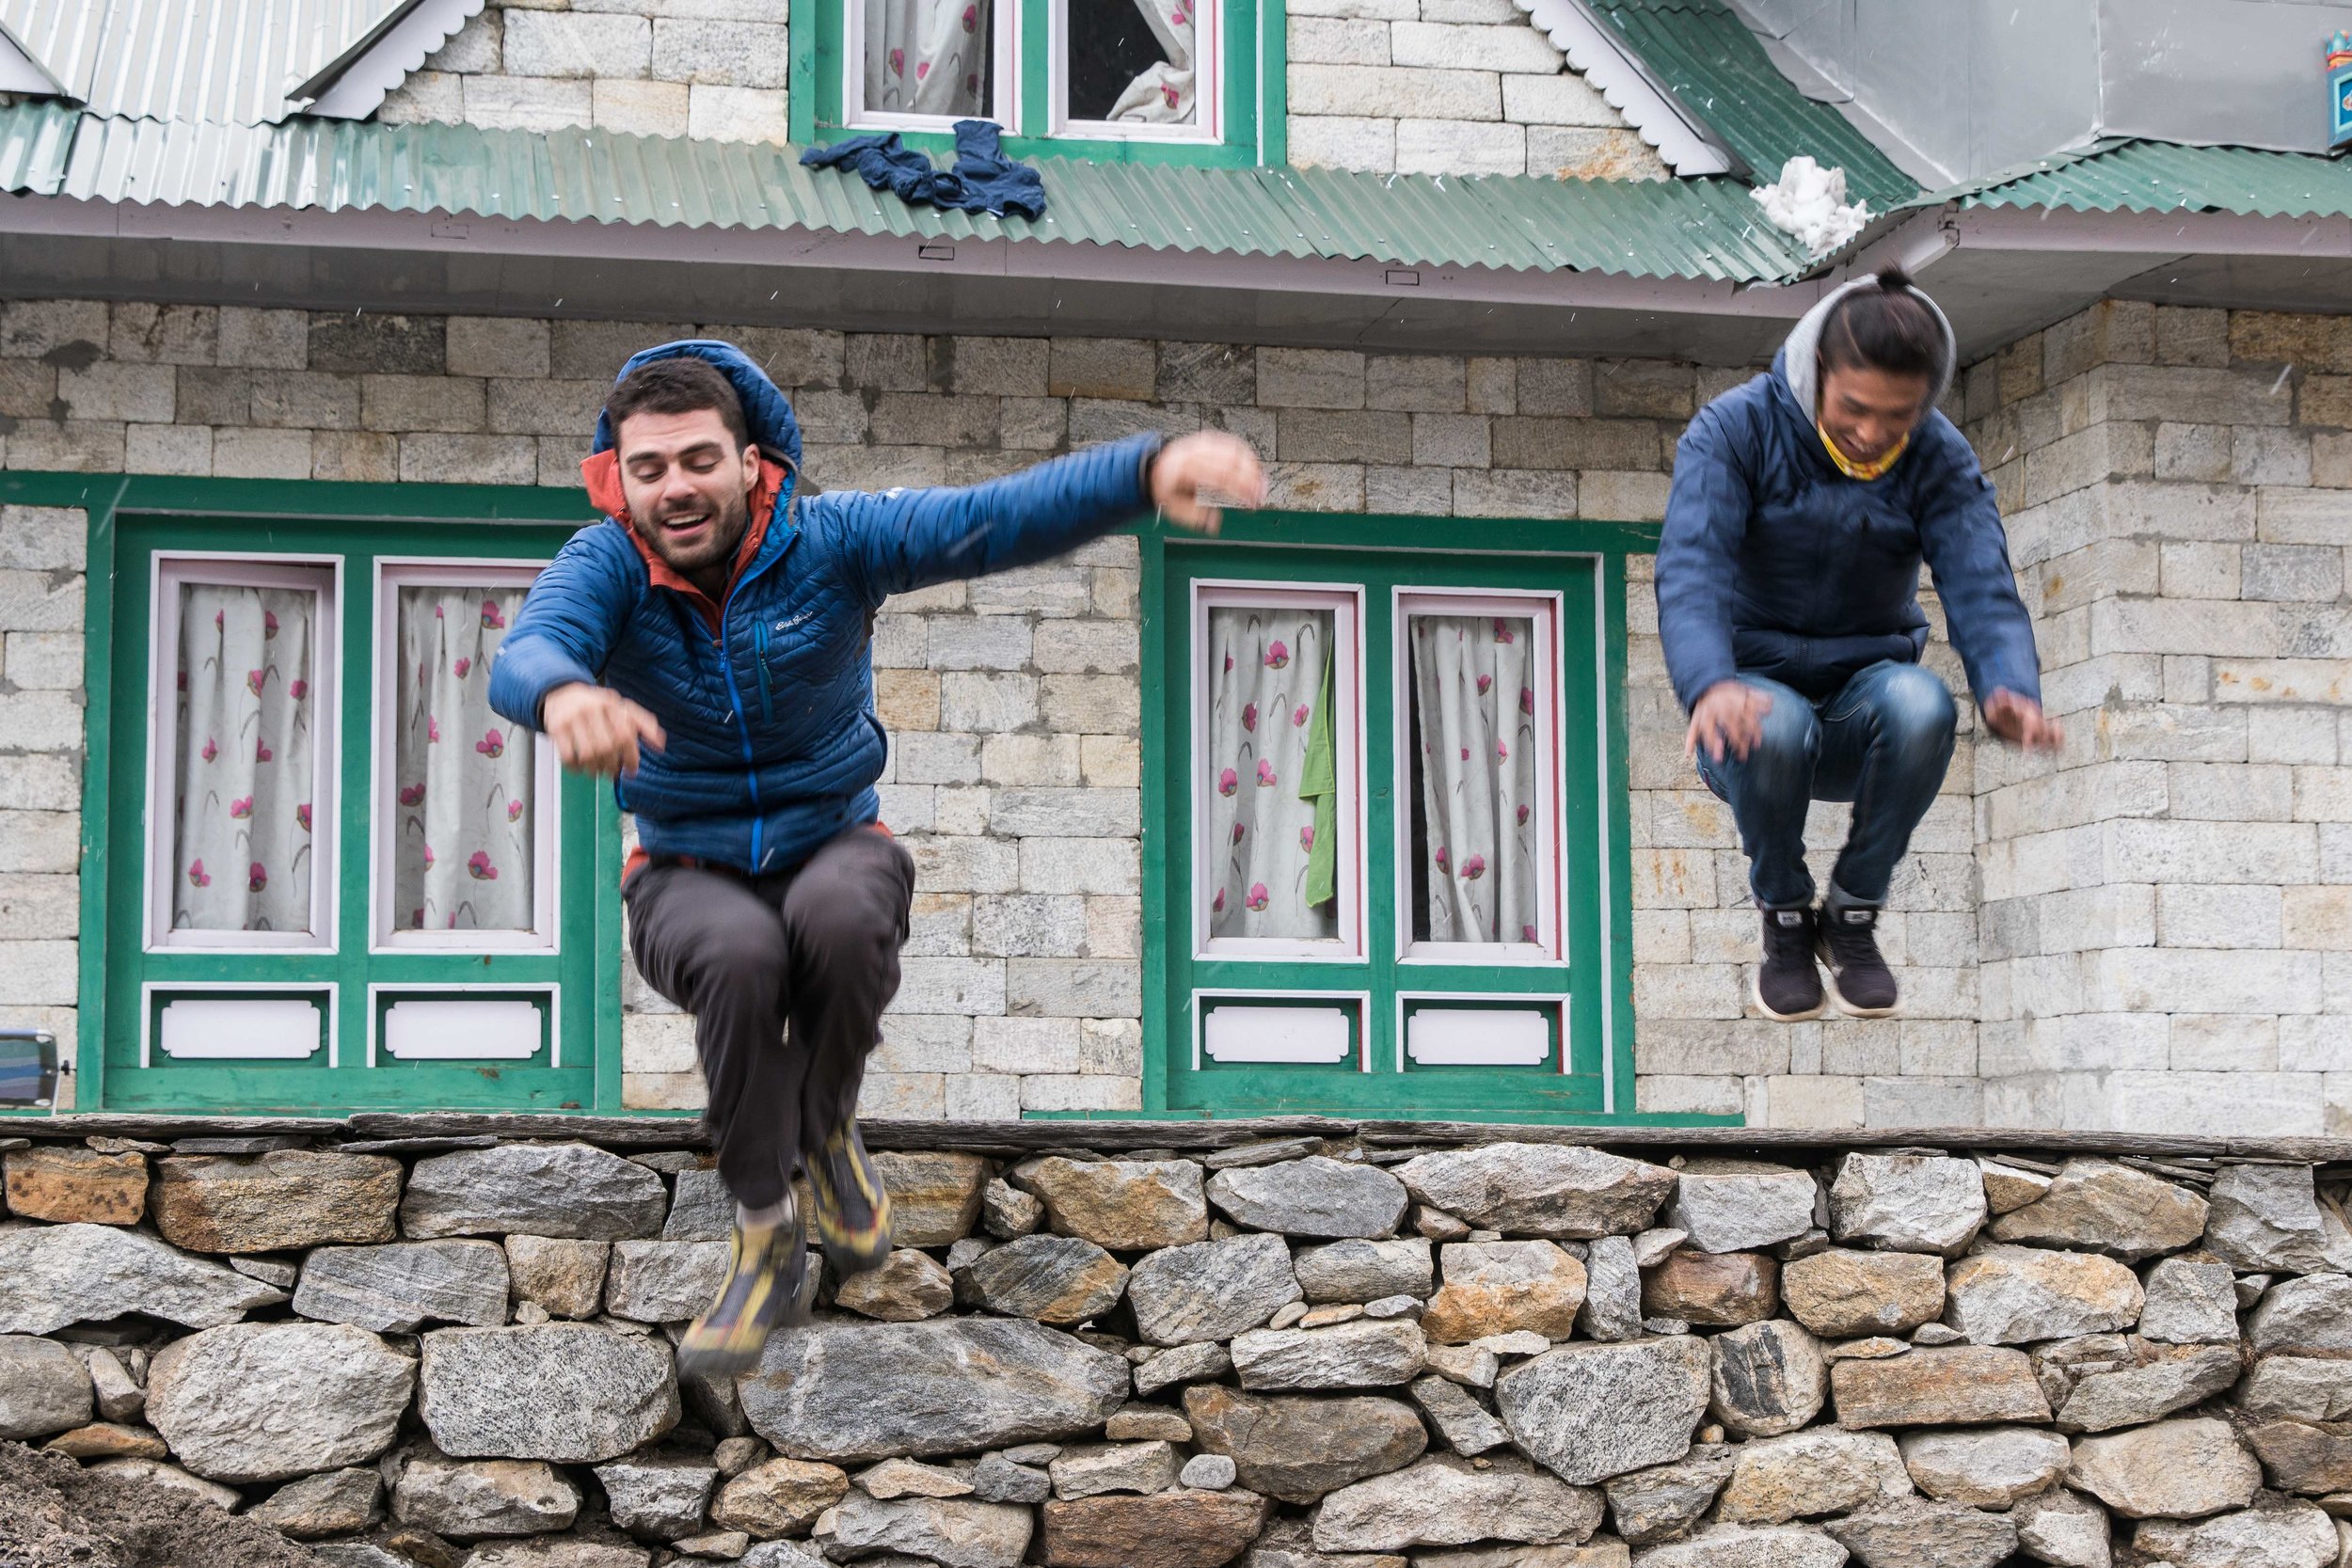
xmin=1947 ymin=138 xmax=2352 ymax=220
xmin=1593 ymin=0 xmax=1917 ymax=210
xmin=0 ymin=105 xmax=1819 ymax=280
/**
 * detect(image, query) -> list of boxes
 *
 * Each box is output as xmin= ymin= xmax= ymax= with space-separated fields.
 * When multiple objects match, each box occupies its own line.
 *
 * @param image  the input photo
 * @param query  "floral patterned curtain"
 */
xmin=171 ymin=584 xmax=318 ymax=933
xmin=1410 ymin=614 xmax=1539 ymax=945
xmin=1105 ymin=0 xmax=1195 ymax=122
xmin=866 ymin=0 xmax=989 ymax=116
xmin=392 ymin=585 xmax=535 ymax=933
xmin=1205 ymin=607 xmax=1335 ymax=942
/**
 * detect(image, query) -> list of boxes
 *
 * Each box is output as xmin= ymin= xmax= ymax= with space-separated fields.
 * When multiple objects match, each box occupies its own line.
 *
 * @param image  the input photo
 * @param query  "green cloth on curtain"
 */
xmin=1298 ymin=643 xmax=1338 ymax=909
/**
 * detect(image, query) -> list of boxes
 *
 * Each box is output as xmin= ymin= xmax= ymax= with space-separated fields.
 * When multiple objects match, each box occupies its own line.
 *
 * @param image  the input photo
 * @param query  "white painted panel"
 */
xmin=384 ymin=999 xmax=543 ymax=1060
xmin=1406 ymin=1007 xmax=1551 ymax=1066
xmin=1203 ymin=1005 xmax=1351 ymax=1064
xmin=158 ymin=998 xmax=323 ymax=1059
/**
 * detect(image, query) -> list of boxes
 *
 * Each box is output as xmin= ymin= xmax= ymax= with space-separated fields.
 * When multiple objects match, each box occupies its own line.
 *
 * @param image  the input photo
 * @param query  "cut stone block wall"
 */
xmin=373 ymin=0 xmax=1666 ymax=182
xmin=4 ymin=1116 xmax=2349 ymax=1568
xmin=1959 ymin=301 xmax=2352 ymax=1136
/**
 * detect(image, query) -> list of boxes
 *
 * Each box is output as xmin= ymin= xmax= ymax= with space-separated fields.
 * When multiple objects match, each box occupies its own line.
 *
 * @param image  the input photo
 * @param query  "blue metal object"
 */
xmin=2330 ymin=31 xmax=2352 ymax=149
xmin=0 ymin=1028 xmax=57 ymax=1109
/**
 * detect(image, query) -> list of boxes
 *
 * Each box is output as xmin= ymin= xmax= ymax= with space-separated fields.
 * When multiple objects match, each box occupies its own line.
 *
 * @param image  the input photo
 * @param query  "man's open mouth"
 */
xmin=660 ymin=512 xmax=710 ymax=536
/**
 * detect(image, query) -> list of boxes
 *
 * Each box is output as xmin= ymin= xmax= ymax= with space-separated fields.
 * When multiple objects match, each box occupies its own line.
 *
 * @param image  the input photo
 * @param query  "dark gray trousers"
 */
xmin=624 ymin=825 xmax=915 ymax=1211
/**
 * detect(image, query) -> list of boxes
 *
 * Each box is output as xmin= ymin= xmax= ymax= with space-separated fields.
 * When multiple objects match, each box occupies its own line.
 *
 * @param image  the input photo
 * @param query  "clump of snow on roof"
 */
xmin=1751 ymin=156 xmax=1871 ymax=254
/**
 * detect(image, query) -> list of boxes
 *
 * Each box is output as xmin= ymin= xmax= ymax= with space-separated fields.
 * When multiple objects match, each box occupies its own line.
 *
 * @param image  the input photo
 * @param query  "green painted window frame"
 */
xmin=790 ymin=0 xmax=1285 ymax=166
xmin=1090 ymin=509 xmax=1734 ymax=1127
xmin=0 ymin=472 xmax=631 ymax=1117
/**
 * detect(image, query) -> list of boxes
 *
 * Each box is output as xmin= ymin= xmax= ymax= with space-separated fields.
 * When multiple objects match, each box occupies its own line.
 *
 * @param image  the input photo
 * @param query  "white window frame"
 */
xmin=1391 ymin=587 xmax=1566 ymax=967
xmin=844 ymin=0 xmax=1021 ymax=132
xmin=1190 ymin=579 xmax=1365 ymax=963
xmin=369 ymin=560 xmax=560 ymax=955
xmin=1048 ymin=0 xmax=1221 ymax=142
xmin=143 ymin=555 xmax=342 ymax=954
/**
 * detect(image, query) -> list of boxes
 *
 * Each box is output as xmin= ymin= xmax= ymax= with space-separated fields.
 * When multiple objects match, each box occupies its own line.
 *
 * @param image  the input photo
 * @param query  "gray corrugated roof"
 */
xmin=0 ymin=0 xmax=473 ymax=125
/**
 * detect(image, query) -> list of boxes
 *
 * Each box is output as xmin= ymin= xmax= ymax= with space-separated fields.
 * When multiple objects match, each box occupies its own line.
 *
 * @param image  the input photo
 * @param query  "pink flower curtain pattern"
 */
xmin=866 ymin=0 xmax=990 ymax=116
xmin=1105 ymin=0 xmax=1196 ymax=123
xmin=171 ymin=584 xmax=319 ymax=933
xmin=393 ymin=586 xmax=534 ymax=932
xmin=1205 ymin=607 xmax=1336 ymax=942
xmin=1409 ymin=614 xmax=1539 ymax=945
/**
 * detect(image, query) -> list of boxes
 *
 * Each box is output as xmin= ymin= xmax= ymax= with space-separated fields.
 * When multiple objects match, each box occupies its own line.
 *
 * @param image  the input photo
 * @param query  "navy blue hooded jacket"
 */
xmin=1656 ymin=276 xmax=2041 ymax=713
xmin=488 ymin=340 xmax=1159 ymax=876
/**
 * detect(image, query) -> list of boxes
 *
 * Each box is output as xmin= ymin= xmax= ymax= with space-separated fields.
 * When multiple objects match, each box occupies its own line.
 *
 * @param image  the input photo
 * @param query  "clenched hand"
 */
xmin=543 ymin=682 xmax=667 ymax=777
xmin=1686 ymin=679 xmax=1774 ymax=764
xmin=1983 ymin=689 xmax=2062 ymax=752
xmin=1151 ymin=432 xmax=1269 ymax=534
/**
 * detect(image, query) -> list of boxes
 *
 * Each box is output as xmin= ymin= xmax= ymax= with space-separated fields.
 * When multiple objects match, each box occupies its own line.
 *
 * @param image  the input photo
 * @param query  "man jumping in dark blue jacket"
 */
xmin=491 ymin=341 xmax=1262 ymax=1372
xmin=1658 ymin=267 xmax=2059 ymax=1024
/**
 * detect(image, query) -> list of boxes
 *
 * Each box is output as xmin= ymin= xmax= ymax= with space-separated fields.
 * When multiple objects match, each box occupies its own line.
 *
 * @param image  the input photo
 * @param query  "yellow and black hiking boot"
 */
xmin=804 ymin=1118 xmax=894 ymax=1277
xmin=676 ymin=1202 xmax=809 ymax=1380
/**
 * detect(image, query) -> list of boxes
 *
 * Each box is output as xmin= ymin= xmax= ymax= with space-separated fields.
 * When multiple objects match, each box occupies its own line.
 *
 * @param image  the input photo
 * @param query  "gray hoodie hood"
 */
xmin=1776 ymin=273 xmax=1959 ymax=422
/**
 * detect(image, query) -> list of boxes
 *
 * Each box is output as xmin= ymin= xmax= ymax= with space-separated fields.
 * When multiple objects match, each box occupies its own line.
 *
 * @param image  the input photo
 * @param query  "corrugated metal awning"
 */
xmin=0 ymin=107 xmax=1820 ymax=281
xmin=1948 ymin=138 xmax=2352 ymax=221
xmin=1592 ymin=0 xmax=1918 ymax=211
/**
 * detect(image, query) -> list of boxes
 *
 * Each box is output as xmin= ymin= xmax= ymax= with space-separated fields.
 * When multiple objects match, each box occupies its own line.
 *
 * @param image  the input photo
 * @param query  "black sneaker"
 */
xmin=1755 ymin=906 xmax=1826 ymax=1022
xmin=1818 ymin=903 xmax=1900 ymax=1017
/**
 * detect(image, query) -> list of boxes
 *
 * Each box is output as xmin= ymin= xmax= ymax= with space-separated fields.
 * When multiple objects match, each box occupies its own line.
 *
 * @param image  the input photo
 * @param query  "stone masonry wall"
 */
xmin=1959 ymin=302 xmax=2352 ymax=1136
xmin=1 ymin=295 xmax=1833 ymax=1124
xmin=374 ymin=0 xmax=1667 ymax=181
xmin=6 ymin=1119 xmax=2352 ymax=1568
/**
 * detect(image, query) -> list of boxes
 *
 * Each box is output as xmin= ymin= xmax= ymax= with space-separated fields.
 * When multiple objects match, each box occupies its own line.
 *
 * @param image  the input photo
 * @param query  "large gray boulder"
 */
xmin=956 ymin=1234 xmax=1128 ymax=1324
xmin=1205 ymin=1157 xmax=1408 ymax=1240
xmin=0 ymin=1335 xmax=92 ymax=1439
xmin=1230 ymin=1319 xmax=1427 ymax=1391
xmin=1496 ymin=1337 xmax=1712 ymax=1485
xmin=2066 ymin=1418 xmax=2262 ymax=1520
xmin=740 ymin=1318 xmax=1128 ymax=1463
xmin=1826 ymin=1156 xmax=1985 ymax=1257
xmin=1183 ymin=1383 xmax=1427 ymax=1502
xmin=147 ymin=1322 xmax=415 ymax=1482
xmin=294 ymin=1241 xmax=511 ymax=1331
xmin=1127 ymin=1231 xmax=1302 ymax=1345
xmin=1393 ymin=1145 xmax=1677 ymax=1239
xmin=1667 ymin=1164 xmax=1820 ymax=1255
xmin=392 ymin=1453 xmax=583 ymax=1538
xmin=825 ymin=1493 xmax=1034 ymax=1568
xmin=419 ymin=1323 xmax=680 ymax=1463
xmin=1943 ymin=1247 xmax=2141 ymax=1345
xmin=1312 ymin=1455 xmax=1605 ymax=1552
xmin=402 ymin=1142 xmax=669 ymax=1240
xmin=0 ymin=1221 xmax=284 ymax=1332
xmin=1294 ymin=1238 xmax=1435 ymax=1304
xmin=2203 ymin=1165 xmax=2352 ymax=1275
xmin=1988 ymin=1160 xmax=2208 ymax=1262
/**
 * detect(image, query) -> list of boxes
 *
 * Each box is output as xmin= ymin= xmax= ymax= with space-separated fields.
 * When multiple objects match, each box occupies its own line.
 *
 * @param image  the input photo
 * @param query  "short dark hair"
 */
xmin=1820 ymin=266 xmax=1941 ymax=380
xmin=605 ymin=356 xmax=752 ymax=451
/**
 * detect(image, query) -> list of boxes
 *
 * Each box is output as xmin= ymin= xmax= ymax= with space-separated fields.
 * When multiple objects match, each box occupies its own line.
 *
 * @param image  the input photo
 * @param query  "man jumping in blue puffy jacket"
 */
xmin=1658 ymin=267 xmax=2059 ymax=1025
xmin=490 ymin=341 xmax=1263 ymax=1372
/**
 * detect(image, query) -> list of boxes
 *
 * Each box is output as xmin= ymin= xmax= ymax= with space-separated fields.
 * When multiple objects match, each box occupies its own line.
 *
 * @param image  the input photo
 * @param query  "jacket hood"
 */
xmin=590 ymin=338 xmax=804 ymax=471
xmin=1774 ymin=274 xmax=1959 ymax=426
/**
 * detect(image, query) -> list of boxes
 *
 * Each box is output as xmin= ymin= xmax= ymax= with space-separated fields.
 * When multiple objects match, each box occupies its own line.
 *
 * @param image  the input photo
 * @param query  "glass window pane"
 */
xmin=866 ymin=0 xmax=991 ymax=116
xmin=391 ymin=584 xmax=536 ymax=932
xmin=1407 ymin=613 xmax=1539 ymax=945
xmin=1203 ymin=605 xmax=1339 ymax=942
xmin=170 ymin=583 xmax=321 ymax=934
xmin=1068 ymin=0 xmax=1196 ymax=123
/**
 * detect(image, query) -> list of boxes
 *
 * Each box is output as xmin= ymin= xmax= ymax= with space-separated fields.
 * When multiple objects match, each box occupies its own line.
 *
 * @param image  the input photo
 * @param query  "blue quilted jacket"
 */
xmin=489 ymin=340 xmax=1160 ymax=875
xmin=1657 ymin=277 xmax=2042 ymax=712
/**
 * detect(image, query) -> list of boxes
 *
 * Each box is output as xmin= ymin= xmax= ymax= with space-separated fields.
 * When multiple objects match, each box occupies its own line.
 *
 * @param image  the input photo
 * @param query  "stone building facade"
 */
xmin=0 ymin=293 xmax=2344 ymax=1130
xmin=377 ymin=0 xmax=1672 ymax=180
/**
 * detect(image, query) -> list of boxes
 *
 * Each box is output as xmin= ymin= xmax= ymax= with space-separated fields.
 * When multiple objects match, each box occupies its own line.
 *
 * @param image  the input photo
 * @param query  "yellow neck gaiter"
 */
xmin=1819 ymin=420 xmax=1907 ymax=481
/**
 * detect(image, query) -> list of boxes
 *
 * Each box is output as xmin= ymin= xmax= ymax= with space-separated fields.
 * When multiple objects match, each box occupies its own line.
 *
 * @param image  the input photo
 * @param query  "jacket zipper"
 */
xmin=716 ymin=576 xmax=764 ymax=871
xmin=754 ymin=621 xmax=776 ymax=724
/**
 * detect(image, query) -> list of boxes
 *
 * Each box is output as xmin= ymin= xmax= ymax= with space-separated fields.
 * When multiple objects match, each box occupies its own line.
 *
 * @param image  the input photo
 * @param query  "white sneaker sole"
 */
xmin=1820 ymin=964 xmax=1902 ymax=1019
xmin=1752 ymin=969 xmax=1826 ymax=1023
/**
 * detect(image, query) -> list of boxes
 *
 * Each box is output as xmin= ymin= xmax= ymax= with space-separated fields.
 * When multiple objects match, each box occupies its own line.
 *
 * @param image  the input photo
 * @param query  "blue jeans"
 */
xmin=1694 ymin=661 xmax=1958 ymax=911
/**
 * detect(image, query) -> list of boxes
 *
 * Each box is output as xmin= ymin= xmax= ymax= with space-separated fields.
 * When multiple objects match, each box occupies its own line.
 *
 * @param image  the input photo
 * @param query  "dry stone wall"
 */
xmin=7 ymin=1118 xmax=2352 ymax=1568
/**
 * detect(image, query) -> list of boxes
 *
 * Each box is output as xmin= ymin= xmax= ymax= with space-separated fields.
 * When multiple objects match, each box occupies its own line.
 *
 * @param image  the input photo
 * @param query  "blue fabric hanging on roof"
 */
xmin=799 ymin=119 xmax=1046 ymax=220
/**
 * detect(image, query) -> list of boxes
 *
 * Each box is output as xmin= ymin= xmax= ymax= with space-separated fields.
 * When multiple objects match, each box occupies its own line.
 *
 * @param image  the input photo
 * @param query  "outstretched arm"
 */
xmin=837 ymin=431 xmax=1265 ymax=603
xmin=488 ymin=528 xmax=668 ymax=776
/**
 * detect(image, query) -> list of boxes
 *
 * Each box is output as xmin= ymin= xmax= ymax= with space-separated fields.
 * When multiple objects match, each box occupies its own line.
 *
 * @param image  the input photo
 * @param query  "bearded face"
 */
xmin=615 ymin=406 xmax=759 ymax=585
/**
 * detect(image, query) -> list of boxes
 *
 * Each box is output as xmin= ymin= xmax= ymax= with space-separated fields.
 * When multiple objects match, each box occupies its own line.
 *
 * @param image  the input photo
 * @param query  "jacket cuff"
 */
xmin=1133 ymin=433 xmax=1168 ymax=510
